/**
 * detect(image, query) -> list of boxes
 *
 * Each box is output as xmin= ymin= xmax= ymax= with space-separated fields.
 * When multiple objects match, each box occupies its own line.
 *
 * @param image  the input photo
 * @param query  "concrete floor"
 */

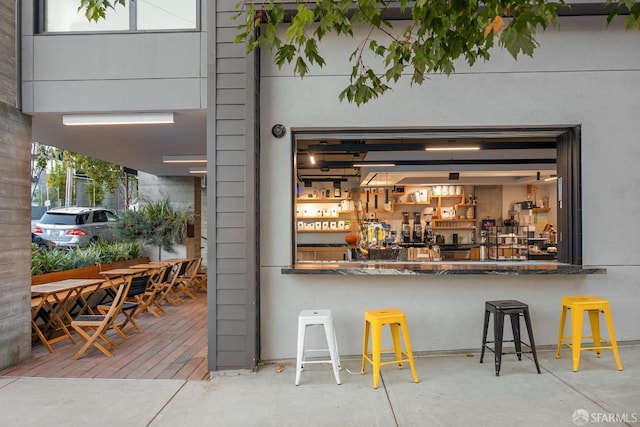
xmin=1 ymin=343 xmax=638 ymax=427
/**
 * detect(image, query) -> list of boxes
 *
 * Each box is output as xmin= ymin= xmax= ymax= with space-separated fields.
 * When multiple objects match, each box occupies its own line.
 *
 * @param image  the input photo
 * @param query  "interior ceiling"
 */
xmin=31 ymin=113 xmax=568 ymax=185
xmin=296 ymin=128 xmax=570 ymax=187
xmin=31 ymin=110 xmax=207 ymax=177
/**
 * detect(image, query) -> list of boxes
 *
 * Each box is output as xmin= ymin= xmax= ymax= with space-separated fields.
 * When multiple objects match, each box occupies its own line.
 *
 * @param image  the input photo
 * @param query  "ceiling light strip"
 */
xmin=163 ymin=155 xmax=207 ymax=163
xmin=63 ymin=113 xmax=174 ymax=126
xmin=189 ymin=167 xmax=208 ymax=174
xmin=352 ymin=163 xmax=395 ymax=167
xmin=425 ymin=146 xmax=480 ymax=151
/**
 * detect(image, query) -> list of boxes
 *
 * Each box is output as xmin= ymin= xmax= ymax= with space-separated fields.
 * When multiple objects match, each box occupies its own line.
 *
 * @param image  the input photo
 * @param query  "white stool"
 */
xmin=295 ymin=309 xmax=341 ymax=385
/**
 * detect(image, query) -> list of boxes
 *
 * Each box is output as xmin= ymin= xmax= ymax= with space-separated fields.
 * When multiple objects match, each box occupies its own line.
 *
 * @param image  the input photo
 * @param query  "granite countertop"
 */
xmin=282 ymin=262 xmax=606 ymax=275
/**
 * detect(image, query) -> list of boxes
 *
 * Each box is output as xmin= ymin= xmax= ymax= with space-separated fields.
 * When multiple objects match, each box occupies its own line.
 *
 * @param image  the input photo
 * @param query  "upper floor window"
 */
xmin=43 ymin=0 xmax=198 ymax=33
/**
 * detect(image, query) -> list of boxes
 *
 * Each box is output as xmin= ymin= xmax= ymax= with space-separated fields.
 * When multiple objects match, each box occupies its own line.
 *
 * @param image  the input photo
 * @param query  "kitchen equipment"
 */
xmin=452 ymin=233 xmax=459 ymax=245
xmin=412 ymin=212 xmax=422 ymax=243
xmin=402 ymin=212 xmax=411 ymax=243
xmin=435 ymin=235 xmax=445 ymax=245
xmin=480 ymin=243 xmax=488 ymax=260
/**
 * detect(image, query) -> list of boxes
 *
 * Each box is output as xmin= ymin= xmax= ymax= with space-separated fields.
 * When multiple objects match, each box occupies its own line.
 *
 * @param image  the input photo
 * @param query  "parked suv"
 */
xmin=32 ymin=207 xmax=119 ymax=248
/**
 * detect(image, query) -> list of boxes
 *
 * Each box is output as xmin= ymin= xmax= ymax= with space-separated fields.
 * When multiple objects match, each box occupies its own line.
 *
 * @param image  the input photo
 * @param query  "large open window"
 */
xmin=292 ymin=127 xmax=581 ymax=266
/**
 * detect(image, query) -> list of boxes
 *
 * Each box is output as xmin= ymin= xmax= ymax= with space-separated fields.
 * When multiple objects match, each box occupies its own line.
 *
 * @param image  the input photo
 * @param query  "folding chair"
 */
xmin=176 ymin=257 xmax=200 ymax=299
xmin=97 ymin=274 xmax=150 ymax=338
xmin=70 ymin=280 xmax=129 ymax=360
xmin=156 ymin=260 xmax=188 ymax=306
xmin=141 ymin=265 xmax=168 ymax=317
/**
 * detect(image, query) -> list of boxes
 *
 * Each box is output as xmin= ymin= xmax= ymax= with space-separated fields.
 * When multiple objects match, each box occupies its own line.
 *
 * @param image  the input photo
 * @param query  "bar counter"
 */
xmin=282 ymin=261 xmax=606 ymax=275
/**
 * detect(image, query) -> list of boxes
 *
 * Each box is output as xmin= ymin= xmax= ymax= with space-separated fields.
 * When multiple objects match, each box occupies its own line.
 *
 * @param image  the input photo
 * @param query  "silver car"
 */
xmin=32 ymin=207 xmax=119 ymax=248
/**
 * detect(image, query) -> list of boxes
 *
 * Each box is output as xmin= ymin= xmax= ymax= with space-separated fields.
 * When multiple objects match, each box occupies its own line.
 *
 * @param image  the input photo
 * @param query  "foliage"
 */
xmin=74 ymin=154 xmax=122 ymax=195
xmin=47 ymin=161 xmax=68 ymax=202
xmin=76 ymin=0 xmax=640 ymax=106
xmin=113 ymin=199 xmax=194 ymax=255
xmin=79 ymin=0 xmax=127 ymax=22
xmin=39 ymin=146 xmax=128 ymax=207
xmin=84 ymin=181 xmax=106 ymax=206
xmin=233 ymin=0 xmax=639 ymax=105
xmin=31 ymin=241 xmax=142 ymax=275
xmin=31 ymin=142 xmax=56 ymax=199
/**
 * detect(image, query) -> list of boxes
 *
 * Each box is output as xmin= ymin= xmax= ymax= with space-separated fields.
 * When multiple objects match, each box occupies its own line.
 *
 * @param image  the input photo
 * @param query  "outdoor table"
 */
xmin=31 ymin=278 xmax=105 ymax=353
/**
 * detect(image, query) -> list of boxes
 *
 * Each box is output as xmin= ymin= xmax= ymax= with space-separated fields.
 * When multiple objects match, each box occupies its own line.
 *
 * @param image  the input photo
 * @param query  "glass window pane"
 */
xmin=137 ymin=0 xmax=197 ymax=30
xmin=45 ymin=0 xmax=129 ymax=32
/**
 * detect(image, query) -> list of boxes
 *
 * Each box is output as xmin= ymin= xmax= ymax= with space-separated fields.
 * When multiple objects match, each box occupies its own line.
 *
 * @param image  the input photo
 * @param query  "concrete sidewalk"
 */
xmin=1 ymin=343 xmax=639 ymax=427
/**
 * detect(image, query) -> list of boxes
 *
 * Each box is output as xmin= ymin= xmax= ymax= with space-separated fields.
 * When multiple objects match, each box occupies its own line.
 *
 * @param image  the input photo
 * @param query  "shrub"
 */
xmin=32 ymin=241 xmax=142 ymax=275
xmin=113 ymin=199 xmax=193 ymax=259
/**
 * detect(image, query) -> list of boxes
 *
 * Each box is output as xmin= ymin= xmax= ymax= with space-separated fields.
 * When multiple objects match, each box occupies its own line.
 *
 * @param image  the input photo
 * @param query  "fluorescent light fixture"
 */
xmin=189 ymin=167 xmax=208 ymax=174
xmin=544 ymin=175 xmax=558 ymax=181
xmin=353 ymin=163 xmax=395 ymax=167
xmin=425 ymin=146 xmax=480 ymax=151
xmin=309 ymin=154 xmax=316 ymax=165
xmin=163 ymin=155 xmax=207 ymax=163
xmin=63 ymin=112 xmax=174 ymax=126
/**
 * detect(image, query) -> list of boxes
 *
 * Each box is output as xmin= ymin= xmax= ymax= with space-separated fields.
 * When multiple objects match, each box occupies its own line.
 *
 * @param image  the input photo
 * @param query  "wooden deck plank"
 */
xmin=0 ymin=293 xmax=208 ymax=381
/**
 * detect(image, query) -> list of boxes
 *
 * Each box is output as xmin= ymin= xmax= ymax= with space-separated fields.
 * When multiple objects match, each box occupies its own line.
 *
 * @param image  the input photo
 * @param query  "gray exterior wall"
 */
xmin=208 ymin=0 xmax=259 ymax=370
xmin=0 ymin=0 xmax=33 ymax=369
xmin=258 ymin=16 xmax=640 ymax=359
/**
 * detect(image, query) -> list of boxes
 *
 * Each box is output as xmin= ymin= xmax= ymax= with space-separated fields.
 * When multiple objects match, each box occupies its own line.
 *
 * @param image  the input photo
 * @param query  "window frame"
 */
xmin=37 ymin=0 xmax=201 ymax=34
xmin=291 ymin=126 xmax=582 ymax=266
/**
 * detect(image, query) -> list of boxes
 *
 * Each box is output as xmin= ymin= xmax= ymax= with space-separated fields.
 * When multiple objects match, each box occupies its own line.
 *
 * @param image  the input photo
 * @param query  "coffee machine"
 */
xmin=412 ymin=212 xmax=422 ymax=243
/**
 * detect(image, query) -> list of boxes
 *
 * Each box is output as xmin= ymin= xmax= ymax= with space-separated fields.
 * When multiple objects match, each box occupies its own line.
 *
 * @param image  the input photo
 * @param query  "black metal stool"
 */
xmin=480 ymin=300 xmax=541 ymax=376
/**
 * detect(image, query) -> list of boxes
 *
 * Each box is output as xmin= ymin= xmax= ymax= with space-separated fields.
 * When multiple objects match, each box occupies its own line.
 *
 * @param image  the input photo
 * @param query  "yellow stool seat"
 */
xmin=361 ymin=308 xmax=419 ymax=388
xmin=556 ymin=295 xmax=623 ymax=372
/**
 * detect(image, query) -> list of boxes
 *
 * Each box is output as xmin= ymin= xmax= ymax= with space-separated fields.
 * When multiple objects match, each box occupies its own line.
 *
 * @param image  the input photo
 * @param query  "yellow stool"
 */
xmin=556 ymin=295 xmax=623 ymax=372
xmin=361 ymin=308 xmax=419 ymax=388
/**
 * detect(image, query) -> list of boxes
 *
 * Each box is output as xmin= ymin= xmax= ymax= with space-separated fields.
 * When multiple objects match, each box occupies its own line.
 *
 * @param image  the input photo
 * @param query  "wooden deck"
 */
xmin=1 ymin=292 xmax=209 ymax=380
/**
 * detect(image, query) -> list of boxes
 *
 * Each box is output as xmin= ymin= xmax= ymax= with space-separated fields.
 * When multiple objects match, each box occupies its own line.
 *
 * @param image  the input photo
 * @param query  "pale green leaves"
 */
xmin=607 ymin=0 xmax=640 ymax=30
xmin=78 ymin=0 xmax=127 ymax=22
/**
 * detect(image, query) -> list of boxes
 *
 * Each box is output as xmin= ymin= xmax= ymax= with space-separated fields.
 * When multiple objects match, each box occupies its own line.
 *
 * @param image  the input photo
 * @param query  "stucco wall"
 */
xmin=0 ymin=0 xmax=33 ymax=369
xmin=259 ymin=16 xmax=640 ymax=359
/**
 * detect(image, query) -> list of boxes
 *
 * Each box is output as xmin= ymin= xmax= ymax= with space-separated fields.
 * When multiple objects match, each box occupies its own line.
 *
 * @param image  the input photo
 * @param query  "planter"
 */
xmin=31 ymin=257 xmax=150 ymax=285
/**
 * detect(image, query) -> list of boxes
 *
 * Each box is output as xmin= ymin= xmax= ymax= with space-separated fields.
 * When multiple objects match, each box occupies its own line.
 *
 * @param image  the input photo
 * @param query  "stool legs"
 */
xmin=587 ymin=309 xmax=602 ymax=357
xmin=295 ymin=319 xmax=307 ymax=386
xmin=522 ymin=309 xmax=541 ymax=373
xmin=323 ymin=319 xmax=342 ymax=385
xmin=360 ymin=318 xmax=370 ymax=375
xmin=481 ymin=301 xmax=540 ymax=376
xmin=493 ymin=309 xmax=504 ymax=375
xmin=400 ymin=321 xmax=420 ymax=383
xmin=603 ymin=308 xmax=623 ymax=371
xmin=371 ymin=322 xmax=382 ymax=389
xmin=296 ymin=310 xmax=341 ymax=386
xmin=570 ymin=305 xmax=584 ymax=371
xmin=361 ymin=309 xmax=419 ymax=389
xmin=556 ymin=297 xmax=623 ymax=372
xmin=555 ymin=305 xmax=568 ymax=359
xmin=479 ymin=309 xmax=490 ymax=363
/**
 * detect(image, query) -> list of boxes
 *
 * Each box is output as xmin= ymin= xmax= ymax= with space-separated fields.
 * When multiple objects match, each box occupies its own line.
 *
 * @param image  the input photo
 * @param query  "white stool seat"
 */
xmin=295 ymin=309 xmax=341 ymax=385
